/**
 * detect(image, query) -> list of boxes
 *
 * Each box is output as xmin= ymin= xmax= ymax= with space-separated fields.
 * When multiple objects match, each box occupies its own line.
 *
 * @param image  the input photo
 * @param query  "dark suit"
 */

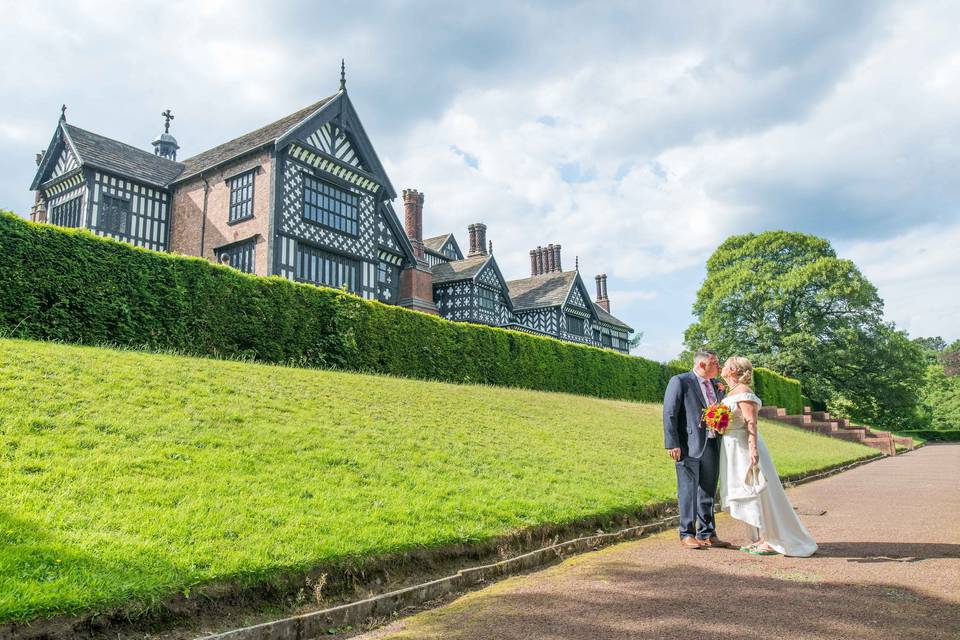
xmin=663 ymin=371 xmax=724 ymax=540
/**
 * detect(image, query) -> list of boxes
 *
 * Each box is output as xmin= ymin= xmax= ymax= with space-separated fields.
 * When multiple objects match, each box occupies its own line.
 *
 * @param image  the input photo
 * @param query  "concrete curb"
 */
xmin=196 ymin=453 xmax=892 ymax=640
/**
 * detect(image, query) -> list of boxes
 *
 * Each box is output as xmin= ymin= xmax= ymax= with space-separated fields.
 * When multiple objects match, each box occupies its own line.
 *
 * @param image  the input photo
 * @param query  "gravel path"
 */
xmin=358 ymin=445 xmax=960 ymax=640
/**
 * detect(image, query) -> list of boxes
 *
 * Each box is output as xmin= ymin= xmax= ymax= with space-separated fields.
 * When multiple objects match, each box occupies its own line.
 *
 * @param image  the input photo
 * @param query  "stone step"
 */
xmin=863 ymin=437 xmax=896 ymax=456
xmin=803 ymin=406 xmax=812 ymax=415
xmin=811 ymin=411 xmax=832 ymax=421
xmin=837 ymin=418 xmax=851 ymax=428
xmin=892 ymin=436 xmax=914 ymax=450
xmin=759 ymin=406 xmax=786 ymax=418
xmin=779 ymin=415 xmax=812 ymax=426
xmin=832 ymin=431 xmax=865 ymax=443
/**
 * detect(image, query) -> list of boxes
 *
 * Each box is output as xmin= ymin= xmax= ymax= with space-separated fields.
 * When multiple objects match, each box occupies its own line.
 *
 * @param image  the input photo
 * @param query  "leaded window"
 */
xmin=101 ymin=195 xmax=130 ymax=235
xmin=216 ymin=239 xmax=256 ymax=274
xmin=228 ymin=170 xmax=255 ymax=222
xmin=303 ymin=175 xmax=359 ymax=236
xmin=478 ymin=285 xmax=497 ymax=311
xmin=565 ymin=314 xmax=585 ymax=336
xmin=296 ymin=244 xmax=360 ymax=293
xmin=51 ymin=195 xmax=83 ymax=228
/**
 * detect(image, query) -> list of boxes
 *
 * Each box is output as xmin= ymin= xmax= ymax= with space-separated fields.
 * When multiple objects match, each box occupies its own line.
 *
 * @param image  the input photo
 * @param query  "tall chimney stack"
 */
xmin=553 ymin=244 xmax=562 ymax=272
xmin=530 ymin=250 xmax=538 ymax=276
xmin=595 ymin=273 xmax=610 ymax=312
xmin=468 ymin=223 xmax=487 ymax=257
xmin=403 ymin=189 xmax=425 ymax=258
xmin=545 ymin=244 xmax=555 ymax=273
xmin=536 ymin=246 xmax=545 ymax=275
xmin=398 ymin=188 xmax=438 ymax=316
xmin=467 ymin=224 xmax=478 ymax=256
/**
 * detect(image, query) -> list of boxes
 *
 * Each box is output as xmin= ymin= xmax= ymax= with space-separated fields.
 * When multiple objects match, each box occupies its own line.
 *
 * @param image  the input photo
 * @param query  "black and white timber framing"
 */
xmin=29 ymin=77 xmax=635 ymax=355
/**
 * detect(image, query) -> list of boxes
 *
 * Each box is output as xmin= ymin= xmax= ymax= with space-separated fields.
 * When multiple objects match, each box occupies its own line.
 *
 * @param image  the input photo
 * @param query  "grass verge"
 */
xmin=0 ymin=338 xmax=877 ymax=624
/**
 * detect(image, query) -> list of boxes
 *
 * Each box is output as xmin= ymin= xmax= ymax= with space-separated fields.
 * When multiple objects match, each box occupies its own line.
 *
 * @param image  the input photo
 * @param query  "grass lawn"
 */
xmin=0 ymin=338 xmax=877 ymax=623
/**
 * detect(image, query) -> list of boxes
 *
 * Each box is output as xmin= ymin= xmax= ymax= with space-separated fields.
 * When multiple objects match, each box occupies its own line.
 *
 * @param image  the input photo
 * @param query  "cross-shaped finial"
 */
xmin=161 ymin=109 xmax=174 ymax=133
xmin=60 ymin=104 xmax=67 ymax=121
xmin=340 ymin=59 xmax=346 ymax=91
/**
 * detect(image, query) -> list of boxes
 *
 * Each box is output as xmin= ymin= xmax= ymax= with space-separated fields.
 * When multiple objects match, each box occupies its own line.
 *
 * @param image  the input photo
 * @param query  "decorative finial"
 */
xmin=489 ymin=240 xmax=493 ymax=254
xmin=575 ymin=255 xmax=579 ymax=270
xmin=340 ymin=59 xmax=346 ymax=91
xmin=60 ymin=104 xmax=67 ymax=122
xmin=161 ymin=109 xmax=175 ymax=134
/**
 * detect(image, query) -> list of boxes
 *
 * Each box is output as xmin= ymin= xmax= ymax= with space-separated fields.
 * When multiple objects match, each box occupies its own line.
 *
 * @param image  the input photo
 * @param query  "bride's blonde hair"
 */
xmin=725 ymin=356 xmax=754 ymax=386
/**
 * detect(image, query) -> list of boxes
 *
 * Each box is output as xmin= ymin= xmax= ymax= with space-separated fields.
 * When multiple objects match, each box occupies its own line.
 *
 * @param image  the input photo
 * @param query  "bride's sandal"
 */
xmin=748 ymin=544 xmax=779 ymax=556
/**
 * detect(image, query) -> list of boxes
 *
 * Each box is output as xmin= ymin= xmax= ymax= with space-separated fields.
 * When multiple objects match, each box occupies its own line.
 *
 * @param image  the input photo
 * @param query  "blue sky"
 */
xmin=2 ymin=1 xmax=958 ymax=360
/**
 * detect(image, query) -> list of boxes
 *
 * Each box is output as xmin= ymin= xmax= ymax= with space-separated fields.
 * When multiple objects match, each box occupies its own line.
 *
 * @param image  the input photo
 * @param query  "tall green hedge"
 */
xmin=0 ymin=212 xmax=806 ymax=410
xmin=754 ymin=367 xmax=804 ymax=414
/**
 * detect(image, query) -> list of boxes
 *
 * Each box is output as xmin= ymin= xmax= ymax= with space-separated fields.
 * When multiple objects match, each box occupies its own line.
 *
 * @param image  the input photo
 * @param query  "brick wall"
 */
xmin=169 ymin=150 xmax=272 ymax=276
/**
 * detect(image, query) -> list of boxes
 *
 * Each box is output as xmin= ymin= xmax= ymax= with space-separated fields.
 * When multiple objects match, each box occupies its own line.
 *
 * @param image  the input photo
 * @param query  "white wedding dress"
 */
xmin=718 ymin=392 xmax=818 ymax=557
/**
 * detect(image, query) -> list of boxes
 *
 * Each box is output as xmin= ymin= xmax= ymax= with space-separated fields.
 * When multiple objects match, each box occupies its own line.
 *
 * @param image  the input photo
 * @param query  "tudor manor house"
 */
xmin=28 ymin=73 xmax=634 ymax=354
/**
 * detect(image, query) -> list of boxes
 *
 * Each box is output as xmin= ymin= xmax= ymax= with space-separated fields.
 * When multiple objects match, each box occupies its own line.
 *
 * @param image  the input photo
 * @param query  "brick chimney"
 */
xmin=398 ymin=188 xmax=437 ymax=315
xmin=553 ymin=244 xmax=562 ymax=272
xmin=530 ymin=250 xmax=538 ymax=276
xmin=468 ymin=223 xmax=487 ymax=257
xmin=595 ymin=273 xmax=610 ymax=312
xmin=403 ymin=189 xmax=425 ymax=259
xmin=545 ymin=244 xmax=555 ymax=273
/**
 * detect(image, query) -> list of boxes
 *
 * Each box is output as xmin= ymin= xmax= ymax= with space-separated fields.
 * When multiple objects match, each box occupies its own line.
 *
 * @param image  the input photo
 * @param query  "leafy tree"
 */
xmin=685 ymin=231 xmax=927 ymax=431
xmin=921 ymin=363 xmax=960 ymax=430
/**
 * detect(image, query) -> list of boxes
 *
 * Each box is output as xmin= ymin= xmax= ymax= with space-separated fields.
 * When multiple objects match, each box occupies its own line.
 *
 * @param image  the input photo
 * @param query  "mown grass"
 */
xmin=0 ymin=338 xmax=877 ymax=623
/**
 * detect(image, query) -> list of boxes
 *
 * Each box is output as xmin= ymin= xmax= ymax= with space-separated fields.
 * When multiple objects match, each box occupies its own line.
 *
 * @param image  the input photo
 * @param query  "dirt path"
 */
xmin=357 ymin=445 xmax=960 ymax=640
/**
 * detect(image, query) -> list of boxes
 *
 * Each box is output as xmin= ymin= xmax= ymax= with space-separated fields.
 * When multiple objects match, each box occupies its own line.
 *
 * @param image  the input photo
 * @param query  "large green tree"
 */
xmin=685 ymin=231 xmax=927 ymax=431
xmin=913 ymin=337 xmax=960 ymax=430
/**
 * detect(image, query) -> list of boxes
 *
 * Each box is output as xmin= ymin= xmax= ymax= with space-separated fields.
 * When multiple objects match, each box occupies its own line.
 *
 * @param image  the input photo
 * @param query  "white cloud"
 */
xmin=841 ymin=222 xmax=960 ymax=340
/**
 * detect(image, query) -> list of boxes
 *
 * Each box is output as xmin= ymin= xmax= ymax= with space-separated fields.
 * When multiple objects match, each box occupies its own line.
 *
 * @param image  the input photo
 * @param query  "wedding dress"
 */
xmin=719 ymin=392 xmax=818 ymax=557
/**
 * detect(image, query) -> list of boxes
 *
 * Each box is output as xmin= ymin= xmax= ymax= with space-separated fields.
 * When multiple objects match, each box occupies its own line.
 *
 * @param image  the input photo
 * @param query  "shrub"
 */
xmin=0 ymin=213 xmax=685 ymax=403
xmin=754 ymin=367 xmax=804 ymax=414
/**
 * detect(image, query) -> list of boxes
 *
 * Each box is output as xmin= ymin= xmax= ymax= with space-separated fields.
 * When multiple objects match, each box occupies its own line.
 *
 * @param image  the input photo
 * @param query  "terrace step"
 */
xmin=760 ymin=405 xmax=899 ymax=456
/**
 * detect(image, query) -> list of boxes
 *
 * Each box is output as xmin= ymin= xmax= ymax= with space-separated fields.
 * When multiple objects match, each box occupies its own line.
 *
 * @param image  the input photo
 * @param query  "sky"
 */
xmin=1 ymin=0 xmax=958 ymax=361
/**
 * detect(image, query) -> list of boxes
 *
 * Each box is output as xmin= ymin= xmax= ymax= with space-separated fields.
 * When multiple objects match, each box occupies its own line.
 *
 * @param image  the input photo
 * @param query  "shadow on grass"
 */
xmin=385 ymin=564 xmax=960 ymax=640
xmin=0 ymin=510 xmax=183 ymax=630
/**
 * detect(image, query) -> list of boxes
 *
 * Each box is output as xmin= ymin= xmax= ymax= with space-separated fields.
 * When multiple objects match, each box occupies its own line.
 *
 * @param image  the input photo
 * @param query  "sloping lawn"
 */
xmin=0 ymin=338 xmax=877 ymax=622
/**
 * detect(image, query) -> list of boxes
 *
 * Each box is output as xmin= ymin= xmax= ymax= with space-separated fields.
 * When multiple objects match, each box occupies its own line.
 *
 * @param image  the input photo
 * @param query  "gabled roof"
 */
xmin=506 ymin=270 xmax=603 ymax=323
xmin=431 ymin=254 xmax=488 ymax=284
xmin=507 ymin=271 xmax=578 ymax=310
xmin=431 ymin=254 xmax=514 ymax=311
xmin=32 ymin=122 xmax=185 ymax=190
xmin=593 ymin=302 xmax=633 ymax=331
xmin=423 ymin=233 xmax=464 ymax=260
xmin=175 ymin=94 xmax=337 ymax=183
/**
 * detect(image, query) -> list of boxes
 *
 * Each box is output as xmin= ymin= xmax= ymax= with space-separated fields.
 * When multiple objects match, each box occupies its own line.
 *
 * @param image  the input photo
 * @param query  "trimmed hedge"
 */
xmin=894 ymin=430 xmax=960 ymax=443
xmin=754 ymin=367 xmax=804 ymax=414
xmin=0 ymin=212 xmax=806 ymax=408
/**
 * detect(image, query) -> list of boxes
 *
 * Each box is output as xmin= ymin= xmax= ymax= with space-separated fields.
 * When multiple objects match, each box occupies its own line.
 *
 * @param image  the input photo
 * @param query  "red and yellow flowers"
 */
xmin=702 ymin=403 xmax=732 ymax=435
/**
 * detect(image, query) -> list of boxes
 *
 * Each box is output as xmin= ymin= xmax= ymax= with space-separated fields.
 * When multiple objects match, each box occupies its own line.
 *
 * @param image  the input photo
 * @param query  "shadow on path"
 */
xmin=382 ymin=564 xmax=960 ymax=640
xmin=814 ymin=541 xmax=960 ymax=563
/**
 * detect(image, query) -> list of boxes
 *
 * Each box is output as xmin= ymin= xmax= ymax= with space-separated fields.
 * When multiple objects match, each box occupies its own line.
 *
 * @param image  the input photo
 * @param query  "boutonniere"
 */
xmin=716 ymin=382 xmax=726 ymax=393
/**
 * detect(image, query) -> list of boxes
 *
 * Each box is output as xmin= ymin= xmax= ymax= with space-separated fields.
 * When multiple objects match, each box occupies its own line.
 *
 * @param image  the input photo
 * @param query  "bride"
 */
xmin=718 ymin=356 xmax=818 ymax=557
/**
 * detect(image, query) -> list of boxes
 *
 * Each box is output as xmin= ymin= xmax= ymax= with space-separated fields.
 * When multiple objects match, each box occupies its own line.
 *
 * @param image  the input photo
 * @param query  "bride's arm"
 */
xmin=739 ymin=399 xmax=760 ymax=466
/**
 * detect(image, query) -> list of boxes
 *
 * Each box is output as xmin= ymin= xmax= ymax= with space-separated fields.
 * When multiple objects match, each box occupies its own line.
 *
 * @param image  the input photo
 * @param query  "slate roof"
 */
xmin=593 ymin=302 xmax=633 ymax=330
xmin=423 ymin=233 xmax=453 ymax=253
xmin=62 ymin=124 xmax=185 ymax=187
xmin=175 ymin=94 xmax=337 ymax=183
xmin=506 ymin=271 xmax=578 ymax=310
xmin=431 ymin=254 xmax=489 ymax=284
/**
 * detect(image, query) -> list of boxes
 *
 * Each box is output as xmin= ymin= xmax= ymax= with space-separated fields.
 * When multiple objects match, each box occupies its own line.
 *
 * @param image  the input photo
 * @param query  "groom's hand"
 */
xmin=667 ymin=447 xmax=682 ymax=462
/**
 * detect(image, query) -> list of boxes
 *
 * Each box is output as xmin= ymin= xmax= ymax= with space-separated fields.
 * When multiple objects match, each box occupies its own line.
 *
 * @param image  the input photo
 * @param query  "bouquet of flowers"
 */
xmin=702 ymin=403 xmax=732 ymax=435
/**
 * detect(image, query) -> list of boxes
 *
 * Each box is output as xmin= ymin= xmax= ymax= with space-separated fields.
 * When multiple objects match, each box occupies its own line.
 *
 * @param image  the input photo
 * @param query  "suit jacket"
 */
xmin=663 ymin=371 xmax=724 ymax=460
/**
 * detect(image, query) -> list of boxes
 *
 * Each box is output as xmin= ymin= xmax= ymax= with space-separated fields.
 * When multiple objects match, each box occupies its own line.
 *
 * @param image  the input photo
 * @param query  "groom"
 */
xmin=663 ymin=349 xmax=731 ymax=549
